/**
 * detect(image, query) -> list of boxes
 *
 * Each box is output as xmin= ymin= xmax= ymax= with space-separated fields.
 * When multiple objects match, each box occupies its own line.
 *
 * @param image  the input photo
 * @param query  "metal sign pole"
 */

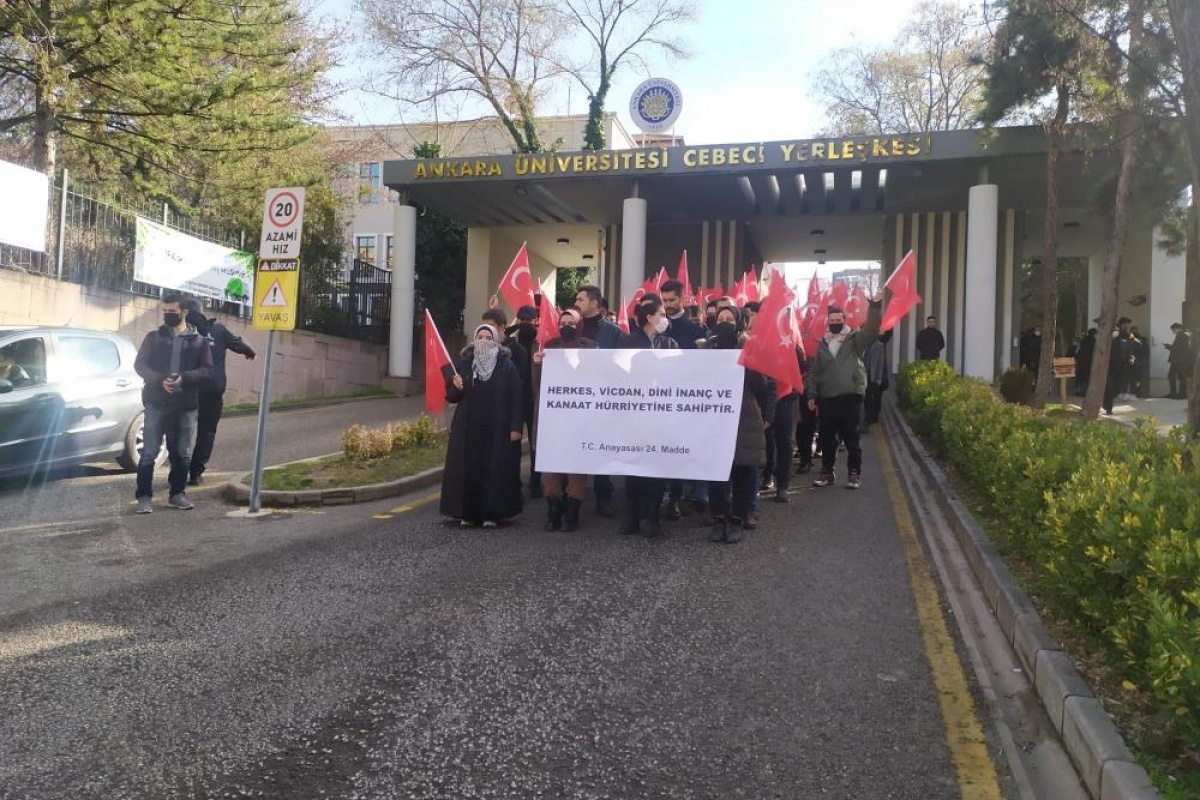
xmin=248 ymin=329 xmax=276 ymax=512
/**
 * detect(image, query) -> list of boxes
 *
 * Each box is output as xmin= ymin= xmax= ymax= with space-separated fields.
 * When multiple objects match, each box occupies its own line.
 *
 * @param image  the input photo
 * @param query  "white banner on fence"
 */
xmin=133 ymin=217 xmax=255 ymax=301
xmin=0 ymin=160 xmax=49 ymax=252
xmin=535 ymin=349 xmax=745 ymax=480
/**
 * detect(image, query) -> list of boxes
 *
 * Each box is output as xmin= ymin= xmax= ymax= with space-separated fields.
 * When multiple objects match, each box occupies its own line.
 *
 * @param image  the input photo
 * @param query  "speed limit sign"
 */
xmin=259 ymin=187 xmax=306 ymax=259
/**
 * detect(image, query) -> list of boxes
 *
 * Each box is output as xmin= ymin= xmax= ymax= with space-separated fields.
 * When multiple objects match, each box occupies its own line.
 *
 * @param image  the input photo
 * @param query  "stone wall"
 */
xmin=0 ymin=271 xmax=389 ymax=404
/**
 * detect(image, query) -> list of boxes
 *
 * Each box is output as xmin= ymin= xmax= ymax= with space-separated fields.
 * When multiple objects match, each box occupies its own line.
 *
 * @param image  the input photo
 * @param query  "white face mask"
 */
xmin=653 ymin=316 xmax=670 ymax=334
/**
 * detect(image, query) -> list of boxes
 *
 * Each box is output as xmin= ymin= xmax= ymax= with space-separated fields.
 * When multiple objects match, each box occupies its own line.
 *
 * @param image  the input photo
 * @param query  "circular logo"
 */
xmin=629 ymin=78 xmax=683 ymax=134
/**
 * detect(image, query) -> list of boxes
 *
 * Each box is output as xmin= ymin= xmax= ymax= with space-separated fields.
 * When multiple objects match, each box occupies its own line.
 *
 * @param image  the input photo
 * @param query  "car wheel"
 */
xmin=116 ymin=412 xmax=167 ymax=472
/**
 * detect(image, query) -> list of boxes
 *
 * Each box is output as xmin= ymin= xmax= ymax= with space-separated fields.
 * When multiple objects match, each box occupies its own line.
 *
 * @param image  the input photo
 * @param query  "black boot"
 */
xmin=561 ymin=497 xmax=581 ymax=532
xmin=709 ymin=516 xmax=728 ymax=543
xmin=619 ymin=513 xmax=641 ymax=536
xmin=529 ymin=471 xmax=544 ymax=499
xmin=726 ymin=520 xmax=744 ymax=544
xmin=544 ymin=497 xmax=563 ymax=531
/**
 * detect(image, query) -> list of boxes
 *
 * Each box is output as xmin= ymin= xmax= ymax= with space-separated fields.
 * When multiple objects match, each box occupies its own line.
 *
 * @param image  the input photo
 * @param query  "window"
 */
xmin=359 ymin=162 xmax=381 ymax=204
xmin=0 ymin=337 xmax=47 ymax=388
xmin=356 ymin=235 xmax=377 ymax=265
xmin=385 ymin=235 xmax=394 ymax=268
xmin=57 ymin=336 xmax=121 ymax=378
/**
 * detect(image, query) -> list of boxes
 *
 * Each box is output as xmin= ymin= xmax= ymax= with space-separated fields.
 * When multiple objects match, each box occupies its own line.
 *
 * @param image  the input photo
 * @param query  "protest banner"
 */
xmin=535 ymin=349 xmax=745 ymax=480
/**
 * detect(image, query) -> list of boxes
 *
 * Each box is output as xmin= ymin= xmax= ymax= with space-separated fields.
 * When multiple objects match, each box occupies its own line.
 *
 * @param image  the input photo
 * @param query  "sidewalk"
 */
xmin=1106 ymin=395 xmax=1190 ymax=433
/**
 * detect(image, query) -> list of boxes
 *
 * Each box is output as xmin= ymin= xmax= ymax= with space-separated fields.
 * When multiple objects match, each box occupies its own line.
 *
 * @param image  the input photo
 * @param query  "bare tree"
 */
xmin=556 ymin=0 xmax=694 ymax=150
xmin=358 ymin=0 xmax=560 ymax=153
xmin=812 ymin=0 xmax=988 ymax=135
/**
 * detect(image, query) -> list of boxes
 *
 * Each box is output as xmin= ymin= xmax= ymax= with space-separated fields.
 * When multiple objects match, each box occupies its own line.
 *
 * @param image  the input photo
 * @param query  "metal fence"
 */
xmin=297 ymin=256 xmax=393 ymax=345
xmin=0 ymin=177 xmax=392 ymax=343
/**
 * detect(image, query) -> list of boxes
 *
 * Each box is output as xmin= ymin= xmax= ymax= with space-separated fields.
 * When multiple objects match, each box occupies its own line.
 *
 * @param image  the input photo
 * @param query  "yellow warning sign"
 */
xmin=253 ymin=258 xmax=300 ymax=330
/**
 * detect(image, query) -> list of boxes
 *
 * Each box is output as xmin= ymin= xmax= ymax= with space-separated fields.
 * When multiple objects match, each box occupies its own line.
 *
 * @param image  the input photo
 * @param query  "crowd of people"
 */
xmin=438 ymin=282 xmax=886 ymax=544
xmin=1064 ymin=318 xmax=1193 ymax=412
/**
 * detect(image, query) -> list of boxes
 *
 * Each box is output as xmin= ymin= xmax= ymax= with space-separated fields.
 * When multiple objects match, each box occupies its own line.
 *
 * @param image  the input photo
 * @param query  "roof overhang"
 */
xmin=382 ymin=126 xmax=1167 ymax=230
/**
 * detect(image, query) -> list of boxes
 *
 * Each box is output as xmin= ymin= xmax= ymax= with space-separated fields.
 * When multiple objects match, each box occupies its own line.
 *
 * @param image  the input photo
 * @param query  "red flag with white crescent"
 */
xmin=739 ymin=270 xmax=803 ymax=397
xmin=617 ymin=294 xmax=630 ymax=334
xmin=424 ymin=309 xmax=455 ymax=415
xmin=496 ymin=242 xmax=537 ymax=312
xmin=880 ymin=250 xmax=921 ymax=332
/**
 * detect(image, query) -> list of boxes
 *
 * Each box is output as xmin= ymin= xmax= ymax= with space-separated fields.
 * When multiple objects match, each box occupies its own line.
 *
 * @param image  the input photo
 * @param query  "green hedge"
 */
xmin=898 ymin=360 xmax=1200 ymax=750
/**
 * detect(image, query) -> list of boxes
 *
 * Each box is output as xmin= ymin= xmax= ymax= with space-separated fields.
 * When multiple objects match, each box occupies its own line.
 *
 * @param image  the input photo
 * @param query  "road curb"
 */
xmin=223 ymin=393 xmax=396 ymax=419
xmin=882 ymin=402 xmax=1162 ymax=800
xmin=224 ymin=463 xmax=443 ymax=507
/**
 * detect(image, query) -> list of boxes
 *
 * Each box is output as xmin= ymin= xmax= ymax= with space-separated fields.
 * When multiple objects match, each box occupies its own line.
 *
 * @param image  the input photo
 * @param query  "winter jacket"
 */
xmin=197 ymin=319 xmax=255 ymax=394
xmin=734 ymin=368 xmax=776 ymax=468
xmin=1167 ymin=330 xmax=1193 ymax=365
xmin=915 ymin=328 xmax=945 ymax=360
xmin=134 ymin=325 xmax=214 ymax=411
xmin=864 ymin=340 xmax=890 ymax=387
xmin=621 ymin=329 xmax=681 ymax=350
xmin=579 ymin=314 xmax=625 ymax=349
xmin=531 ymin=334 xmax=598 ymax=450
xmin=809 ymin=301 xmax=882 ymax=401
xmin=664 ymin=313 xmax=704 ymax=350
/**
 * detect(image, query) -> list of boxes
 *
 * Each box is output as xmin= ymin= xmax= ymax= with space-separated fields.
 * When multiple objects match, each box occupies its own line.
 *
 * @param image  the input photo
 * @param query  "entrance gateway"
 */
xmin=381 ymin=127 xmax=1188 ymax=390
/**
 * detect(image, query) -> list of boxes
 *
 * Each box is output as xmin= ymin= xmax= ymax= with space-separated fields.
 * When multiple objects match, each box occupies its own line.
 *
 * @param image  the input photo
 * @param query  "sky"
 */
xmin=313 ymin=0 xmax=923 ymax=283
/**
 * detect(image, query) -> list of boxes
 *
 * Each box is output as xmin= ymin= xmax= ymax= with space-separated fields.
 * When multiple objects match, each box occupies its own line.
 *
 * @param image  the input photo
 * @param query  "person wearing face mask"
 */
xmin=132 ymin=294 xmax=214 ymax=514
xmin=440 ymin=324 xmax=525 ymax=529
xmin=706 ymin=306 xmax=775 ymax=543
xmin=618 ymin=295 xmax=679 ymax=538
xmin=574 ymin=285 xmax=625 ymax=518
xmin=483 ymin=304 xmax=537 ymax=497
xmin=704 ymin=300 xmax=720 ymax=333
xmin=531 ymin=308 xmax=597 ymax=531
xmin=807 ymin=292 xmax=884 ymax=490
xmin=658 ymin=280 xmax=707 ymax=519
xmin=180 ymin=298 xmax=256 ymax=486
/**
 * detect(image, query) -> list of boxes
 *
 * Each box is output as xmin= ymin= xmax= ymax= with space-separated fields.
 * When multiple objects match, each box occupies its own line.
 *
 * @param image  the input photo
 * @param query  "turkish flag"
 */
xmin=745 ymin=265 xmax=761 ymax=302
xmin=424 ymin=309 xmax=455 ymax=415
xmin=807 ymin=272 xmax=821 ymax=306
xmin=677 ymin=251 xmax=693 ymax=301
xmin=880 ymin=250 xmax=920 ymax=332
xmin=732 ymin=274 xmax=748 ymax=305
xmin=496 ymin=242 xmax=537 ymax=312
xmin=830 ymin=280 xmax=849 ymax=311
xmin=740 ymin=270 xmax=803 ymax=397
xmin=845 ymin=284 xmax=870 ymax=329
xmin=616 ymin=294 xmax=630 ymax=334
xmin=537 ymin=294 xmax=559 ymax=350
xmin=654 ymin=266 xmax=670 ymax=292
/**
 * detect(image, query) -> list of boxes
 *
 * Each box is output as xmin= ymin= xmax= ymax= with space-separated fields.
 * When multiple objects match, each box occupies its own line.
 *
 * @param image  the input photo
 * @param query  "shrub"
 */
xmin=898 ymin=360 xmax=1200 ymax=751
xmin=342 ymin=415 xmax=443 ymax=461
xmin=998 ymin=367 xmax=1036 ymax=404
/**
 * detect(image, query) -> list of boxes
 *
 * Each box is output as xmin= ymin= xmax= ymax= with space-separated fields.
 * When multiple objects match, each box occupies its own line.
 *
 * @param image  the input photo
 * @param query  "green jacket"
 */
xmin=809 ymin=301 xmax=883 ymax=401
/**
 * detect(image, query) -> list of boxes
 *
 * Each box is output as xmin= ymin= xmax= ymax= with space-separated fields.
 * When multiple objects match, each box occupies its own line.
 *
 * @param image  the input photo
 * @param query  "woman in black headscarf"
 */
xmin=618 ymin=295 xmax=679 ymax=538
xmin=440 ymin=324 xmax=524 ymax=528
xmin=707 ymin=306 xmax=775 ymax=544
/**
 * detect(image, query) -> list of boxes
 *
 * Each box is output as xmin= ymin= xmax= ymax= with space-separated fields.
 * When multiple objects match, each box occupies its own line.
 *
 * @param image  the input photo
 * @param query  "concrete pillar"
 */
xmin=464 ymin=228 xmax=492 ymax=330
xmin=389 ymin=204 xmax=417 ymax=378
xmin=964 ymin=184 xmax=999 ymax=382
xmin=1150 ymin=223 xmax=1187 ymax=391
xmin=954 ymin=212 xmax=967 ymax=372
xmin=620 ymin=197 xmax=647 ymax=306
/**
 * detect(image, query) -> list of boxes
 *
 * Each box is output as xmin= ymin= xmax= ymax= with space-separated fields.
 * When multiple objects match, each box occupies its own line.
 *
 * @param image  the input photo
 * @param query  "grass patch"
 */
xmin=226 ymin=387 xmax=393 ymax=414
xmin=259 ymin=438 xmax=446 ymax=492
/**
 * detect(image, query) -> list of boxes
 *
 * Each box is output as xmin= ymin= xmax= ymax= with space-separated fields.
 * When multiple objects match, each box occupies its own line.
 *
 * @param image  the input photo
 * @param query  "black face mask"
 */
xmin=828 ymin=322 xmax=845 ymax=335
xmin=714 ymin=322 xmax=739 ymax=348
xmin=559 ymin=325 xmax=578 ymax=342
xmin=164 ymin=312 xmax=182 ymax=328
xmin=517 ymin=324 xmax=536 ymax=343
xmin=187 ymin=312 xmax=210 ymax=333
xmin=706 ymin=314 xmax=718 ymax=329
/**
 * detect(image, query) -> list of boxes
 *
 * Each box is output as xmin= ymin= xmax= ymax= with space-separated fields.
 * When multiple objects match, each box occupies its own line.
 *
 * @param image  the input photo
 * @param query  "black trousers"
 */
xmin=819 ymin=395 xmax=863 ymax=474
xmin=1168 ymin=364 xmax=1189 ymax=397
xmin=625 ymin=476 xmax=665 ymax=521
xmin=709 ymin=466 xmax=754 ymax=521
xmin=864 ymin=382 xmax=884 ymax=425
xmin=764 ymin=395 xmax=797 ymax=492
xmin=795 ymin=394 xmax=818 ymax=465
xmin=190 ymin=391 xmax=225 ymax=477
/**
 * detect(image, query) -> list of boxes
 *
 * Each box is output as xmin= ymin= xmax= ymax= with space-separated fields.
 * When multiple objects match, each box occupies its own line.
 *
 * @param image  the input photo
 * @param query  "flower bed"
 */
xmin=898 ymin=360 xmax=1200 ymax=765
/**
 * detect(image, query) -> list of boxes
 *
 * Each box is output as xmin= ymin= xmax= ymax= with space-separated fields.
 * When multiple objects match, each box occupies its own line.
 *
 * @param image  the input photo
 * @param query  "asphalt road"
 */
xmin=0 ymin=417 xmax=1015 ymax=800
xmin=0 ymin=395 xmax=429 ymax=530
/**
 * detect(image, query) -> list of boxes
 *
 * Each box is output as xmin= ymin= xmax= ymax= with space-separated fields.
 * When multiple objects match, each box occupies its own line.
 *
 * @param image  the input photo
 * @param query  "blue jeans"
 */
xmin=136 ymin=404 xmax=198 ymax=498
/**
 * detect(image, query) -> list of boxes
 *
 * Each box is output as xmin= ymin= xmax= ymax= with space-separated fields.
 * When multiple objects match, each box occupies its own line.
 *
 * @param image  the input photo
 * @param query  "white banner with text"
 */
xmin=535 ymin=349 xmax=745 ymax=480
xmin=134 ymin=217 xmax=255 ymax=301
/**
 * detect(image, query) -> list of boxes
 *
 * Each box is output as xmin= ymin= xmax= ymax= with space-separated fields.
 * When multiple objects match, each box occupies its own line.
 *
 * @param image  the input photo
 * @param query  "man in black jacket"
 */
xmin=182 ymin=299 xmax=257 ymax=485
xmin=1164 ymin=323 xmax=1193 ymax=399
xmin=133 ymin=294 xmax=213 ymax=513
xmin=916 ymin=316 xmax=945 ymax=360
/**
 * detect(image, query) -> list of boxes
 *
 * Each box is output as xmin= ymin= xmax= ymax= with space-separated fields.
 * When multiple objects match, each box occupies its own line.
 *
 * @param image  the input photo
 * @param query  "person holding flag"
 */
xmin=531 ymin=308 xmax=597 ymax=532
xmin=807 ymin=291 xmax=884 ymax=490
xmin=439 ymin=324 xmax=525 ymax=528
